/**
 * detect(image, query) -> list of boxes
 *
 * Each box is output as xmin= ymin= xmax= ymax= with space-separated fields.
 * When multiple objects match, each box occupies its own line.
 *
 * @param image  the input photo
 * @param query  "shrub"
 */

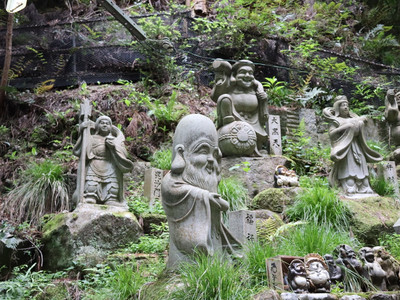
xmin=4 ymin=160 xmax=69 ymax=225
xmin=276 ymin=223 xmax=359 ymax=257
xmin=378 ymin=233 xmax=400 ymax=260
xmin=370 ymin=176 xmax=395 ymax=197
xmin=285 ymin=184 xmax=352 ymax=231
xmin=218 ymin=176 xmax=248 ymax=212
xmin=171 ymin=252 xmax=252 ymax=300
xmin=150 ymin=148 xmax=172 ymax=170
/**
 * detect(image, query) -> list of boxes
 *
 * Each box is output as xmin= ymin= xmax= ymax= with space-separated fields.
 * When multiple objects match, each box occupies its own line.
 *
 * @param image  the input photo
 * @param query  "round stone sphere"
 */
xmin=218 ymin=121 xmax=257 ymax=156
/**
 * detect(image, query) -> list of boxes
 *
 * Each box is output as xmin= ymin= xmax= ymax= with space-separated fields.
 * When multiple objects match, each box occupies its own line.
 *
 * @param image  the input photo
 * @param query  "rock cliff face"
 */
xmin=41 ymin=204 xmax=142 ymax=270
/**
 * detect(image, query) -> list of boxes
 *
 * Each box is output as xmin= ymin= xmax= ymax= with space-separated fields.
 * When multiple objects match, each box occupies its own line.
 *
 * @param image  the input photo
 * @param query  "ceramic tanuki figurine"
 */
xmin=324 ymin=254 xmax=343 ymax=285
xmin=384 ymin=89 xmax=400 ymax=162
xmin=161 ymin=114 xmax=241 ymax=269
xmin=73 ymin=105 xmax=133 ymax=207
xmin=211 ymin=59 xmax=268 ymax=156
xmin=288 ymin=259 xmax=309 ymax=293
xmin=373 ymin=246 xmax=400 ymax=291
xmin=336 ymin=244 xmax=363 ymax=276
xmin=305 ymin=253 xmax=331 ymax=293
xmin=323 ymin=96 xmax=382 ymax=195
xmin=359 ymin=247 xmax=387 ymax=291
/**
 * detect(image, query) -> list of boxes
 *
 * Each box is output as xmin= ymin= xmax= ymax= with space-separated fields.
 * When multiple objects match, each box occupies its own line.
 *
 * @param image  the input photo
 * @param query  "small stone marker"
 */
xmin=378 ymin=161 xmax=399 ymax=195
xmin=143 ymin=168 xmax=163 ymax=207
xmin=266 ymin=256 xmax=303 ymax=291
xmin=268 ymin=115 xmax=282 ymax=155
xmin=227 ymin=210 xmax=257 ymax=243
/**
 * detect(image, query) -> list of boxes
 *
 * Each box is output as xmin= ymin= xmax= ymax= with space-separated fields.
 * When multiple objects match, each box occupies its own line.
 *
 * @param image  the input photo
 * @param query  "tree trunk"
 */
xmin=0 ymin=12 xmax=14 ymax=115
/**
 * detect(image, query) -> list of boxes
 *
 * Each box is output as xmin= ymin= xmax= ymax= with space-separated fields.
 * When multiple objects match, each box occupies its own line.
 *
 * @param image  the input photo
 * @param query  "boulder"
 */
xmin=41 ymin=204 xmax=143 ymax=270
xmin=251 ymin=188 xmax=299 ymax=213
xmin=345 ymin=196 xmax=398 ymax=245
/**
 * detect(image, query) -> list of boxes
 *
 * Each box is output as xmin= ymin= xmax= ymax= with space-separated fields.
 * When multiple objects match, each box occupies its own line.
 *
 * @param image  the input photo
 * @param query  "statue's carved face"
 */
xmin=235 ymin=66 xmax=254 ymax=89
xmin=339 ymin=102 xmax=350 ymax=117
xmin=324 ymin=254 xmax=334 ymax=266
xmin=98 ymin=119 xmax=111 ymax=135
xmin=182 ymin=138 xmax=221 ymax=192
xmin=308 ymin=261 xmax=329 ymax=284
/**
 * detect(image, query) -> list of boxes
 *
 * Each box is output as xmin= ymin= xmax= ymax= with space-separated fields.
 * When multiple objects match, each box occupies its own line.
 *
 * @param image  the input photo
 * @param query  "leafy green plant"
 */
xmin=127 ymin=194 xmax=164 ymax=216
xmin=150 ymin=148 xmax=172 ymax=170
xmin=378 ymin=233 xmax=400 ymax=260
xmin=262 ymin=77 xmax=292 ymax=107
xmin=127 ymin=234 xmax=168 ymax=254
xmin=218 ymin=176 xmax=248 ymax=212
xmin=171 ymin=252 xmax=252 ymax=300
xmin=285 ymin=184 xmax=352 ymax=231
xmin=370 ymin=176 xmax=395 ymax=197
xmin=283 ymin=119 xmax=331 ymax=175
xmin=4 ymin=160 xmax=70 ymax=225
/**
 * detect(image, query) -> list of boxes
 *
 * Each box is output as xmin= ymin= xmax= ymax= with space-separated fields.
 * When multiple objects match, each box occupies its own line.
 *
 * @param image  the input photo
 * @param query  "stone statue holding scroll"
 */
xmin=323 ymin=95 xmax=382 ymax=194
xmin=211 ymin=59 xmax=268 ymax=156
xmin=73 ymin=108 xmax=133 ymax=207
xmin=161 ymin=114 xmax=241 ymax=269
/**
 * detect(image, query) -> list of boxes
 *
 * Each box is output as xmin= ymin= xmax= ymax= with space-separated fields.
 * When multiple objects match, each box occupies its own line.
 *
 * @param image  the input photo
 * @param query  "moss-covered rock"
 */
xmin=256 ymin=210 xmax=285 ymax=243
xmin=251 ymin=188 xmax=297 ymax=213
xmin=346 ymin=196 xmax=399 ymax=245
xmin=41 ymin=204 xmax=143 ymax=271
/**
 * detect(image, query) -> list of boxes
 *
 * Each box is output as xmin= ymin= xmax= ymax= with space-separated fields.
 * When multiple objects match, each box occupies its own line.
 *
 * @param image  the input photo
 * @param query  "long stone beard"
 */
xmin=182 ymin=162 xmax=219 ymax=193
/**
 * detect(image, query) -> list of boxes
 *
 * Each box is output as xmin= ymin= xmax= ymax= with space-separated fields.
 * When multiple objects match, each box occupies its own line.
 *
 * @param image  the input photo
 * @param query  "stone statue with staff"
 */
xmin=73 ymin=99 xmax=134 ymax=207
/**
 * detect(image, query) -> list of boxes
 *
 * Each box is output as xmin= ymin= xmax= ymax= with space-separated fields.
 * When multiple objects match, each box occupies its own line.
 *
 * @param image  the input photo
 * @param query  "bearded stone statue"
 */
xmin=161 ymin=114 xmax=241 ymax=269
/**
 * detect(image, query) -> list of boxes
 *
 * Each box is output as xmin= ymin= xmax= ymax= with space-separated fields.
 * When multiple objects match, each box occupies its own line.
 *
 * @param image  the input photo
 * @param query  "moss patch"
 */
xmin=42 ymin=213 xmax=67 ymax=239
xmin=346 ymin=196 xmax=399 ymax=245
xmin=251 ymin=188 xmax=293 ymax=213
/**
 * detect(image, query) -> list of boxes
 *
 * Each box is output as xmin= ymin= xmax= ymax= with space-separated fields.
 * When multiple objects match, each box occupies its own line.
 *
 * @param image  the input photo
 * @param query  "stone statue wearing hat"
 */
xmin=161 ymin=114 xmax=241 ymax=269
xmin=323 ymin=96 xmax=382 ymax=195
xmin=305 ymin=253 xmax=331 ymax=293
xmin=211 ymin=59 xmax=268 ymax=156
xmin=73 ymin=113 xmax=133 ymax=207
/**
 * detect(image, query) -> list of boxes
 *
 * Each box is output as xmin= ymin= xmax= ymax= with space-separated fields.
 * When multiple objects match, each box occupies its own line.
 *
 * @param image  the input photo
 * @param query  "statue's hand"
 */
xmin=105 ymin=136 xmax=116 ymax=148
xmin=79 ymin=121 xmax=90 ymax=132
xmin=210 ymin=193 xmax=229 ymax=211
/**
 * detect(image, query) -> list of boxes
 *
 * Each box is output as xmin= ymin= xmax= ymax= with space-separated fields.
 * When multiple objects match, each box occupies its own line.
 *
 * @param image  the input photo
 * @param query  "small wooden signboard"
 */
xmin=266 ymin=255 xmax=303 ymax=291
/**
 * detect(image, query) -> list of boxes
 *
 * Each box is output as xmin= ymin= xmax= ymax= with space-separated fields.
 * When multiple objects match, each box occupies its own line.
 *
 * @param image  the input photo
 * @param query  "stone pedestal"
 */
xmin=227 ymin=210 xmax=257 ymax=243
xmin=220 ymin=156 xmax=289 ymax=199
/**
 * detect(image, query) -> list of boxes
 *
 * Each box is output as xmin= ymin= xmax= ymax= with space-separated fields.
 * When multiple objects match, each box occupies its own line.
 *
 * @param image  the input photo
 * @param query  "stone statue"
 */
xmin=323 ymin=96 xmax=382 ymax=195
xmin=288 ymin=259 xmax=309 ymax=293
xmin=324 ymin=254 xmax=343 ymax=285
xmin=336 ymin=244 xmax=363 ymax=276
xmin=211 ymin=59 xmax=268 ymax=156
xmin=385 ymin=89 xmax=400 ymax=162
xmin=73 ymin=101 xmax=133 ymax=207
xmin=305 ymin=253 xmax=331 ymax=293
xmin=161 ymin=114 xmax=241 ymax=269
xmin=373 ymin=246 xmax=400 ymax=291
xmin=359 ymin=247 xmax=387 ymax=291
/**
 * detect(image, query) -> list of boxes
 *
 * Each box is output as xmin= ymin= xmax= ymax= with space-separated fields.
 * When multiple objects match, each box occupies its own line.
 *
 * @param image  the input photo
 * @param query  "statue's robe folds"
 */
xmin=73 ymin=125 xmax=133 ymax=203
xmin=326 ymin=114 xmax=382 ymax=186
xmin=216 ymin=85 xmax=268 ymax=142
xmin=161 ymin=172 xmax=240 ymax=269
